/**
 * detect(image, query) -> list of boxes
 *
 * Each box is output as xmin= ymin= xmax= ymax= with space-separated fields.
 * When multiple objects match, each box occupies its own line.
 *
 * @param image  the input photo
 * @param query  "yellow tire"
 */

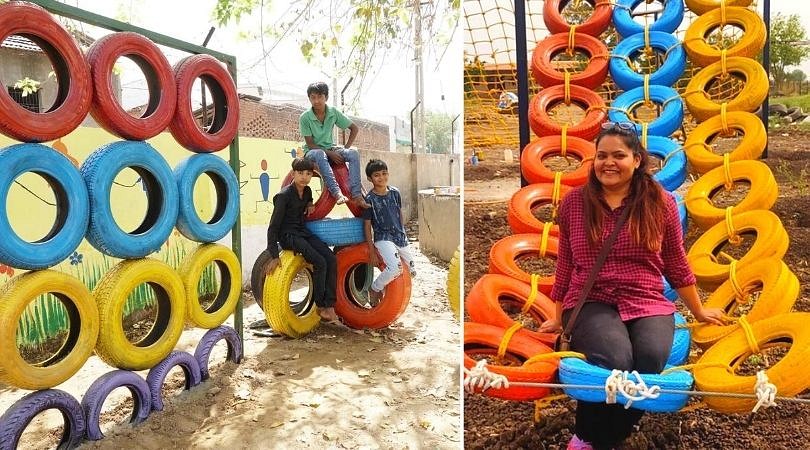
xmin=685 ymin=0 xmax=753 ymax=16
xmin=694 ymin=312 xmax=810 ymax=413
xmin=0 ymin=270 xmax=99 ymax=390
xmin=448 ymin=247 xmax=461 ymax=320
xmin=687 ymin=210 xmax=789 ymax=291
xmin=685 ymin=160 xmax=777 ymax=230
xmin=94 ymin=259 xmax=186 ymax=370
xmin=684 ymin=111 xmax=766 ymax=175
xmin=684 ymin=7 xmax=765 ymax=67
xmin=691 ymin=259 xmax=800 ymax=349
xmin=684 ymin=57 xmax=768 ymax=123
xmin=178 ymin=243 xmax=241 ymax=329
xmin=262 ymin=251 xmax=320 ymax=338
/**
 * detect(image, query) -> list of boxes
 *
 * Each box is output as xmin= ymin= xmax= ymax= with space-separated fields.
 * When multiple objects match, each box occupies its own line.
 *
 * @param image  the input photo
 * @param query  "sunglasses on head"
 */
xmin=601 ymin=121 xmax=638 ymax=132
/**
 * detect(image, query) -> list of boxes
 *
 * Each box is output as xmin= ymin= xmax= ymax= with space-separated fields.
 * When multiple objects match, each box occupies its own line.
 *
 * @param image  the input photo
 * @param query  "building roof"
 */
xmin=1 ymin=35 xmax=42 ymax=52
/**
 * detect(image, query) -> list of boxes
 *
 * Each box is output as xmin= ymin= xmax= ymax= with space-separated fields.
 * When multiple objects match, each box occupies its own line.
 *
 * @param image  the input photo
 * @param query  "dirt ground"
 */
xmin=3 ymin=230 xmax=461 ymax=450
xmin=462 ymin=130 xmax=810 ymax=449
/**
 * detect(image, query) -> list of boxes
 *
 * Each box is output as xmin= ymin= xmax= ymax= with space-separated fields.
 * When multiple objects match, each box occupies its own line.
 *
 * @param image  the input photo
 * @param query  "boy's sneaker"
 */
xmin=567 ymin=435 xmax=593 ymax=450
xmin=351 ymin=196 xmax=371 ymax=209
xmin=335 ymin=194 xmax=349 ymax=205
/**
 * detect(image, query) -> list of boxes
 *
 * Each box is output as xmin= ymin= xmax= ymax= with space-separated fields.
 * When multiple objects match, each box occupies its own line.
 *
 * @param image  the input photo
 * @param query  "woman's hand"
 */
xmin=538 ymin=317 xmax=562 ymax=333
xmin=694 ymin=307 xmax=726 ymax=326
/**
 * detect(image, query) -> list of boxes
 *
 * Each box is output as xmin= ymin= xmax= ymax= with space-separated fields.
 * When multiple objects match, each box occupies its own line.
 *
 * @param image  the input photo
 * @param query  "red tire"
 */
xmin=281 ymin=167 xmax=336 ymax=221
xmin=543 ymin=0 xmax=613 ymax=36
xmin=333 ymin=164 xmax=365 ymax=218
xmin=463 ymin=322 xmax=558 ymax=401
xmin=507 ymin=183 xmax=573 ymax=234
xmin=335 ymin=244 xmax=411 ymax=329
xmin=169 ymin=54 xmax=239 ymax=152
xmin=466 ymin=274 xmax=558 ymax=347
xmin=520 ymin=136 xmax=595 ymax=186
xmin=488 ymin=234 xmax=559 ymax=290
xmin=0 ymin=2 xmax=91 ymax=142
xmin=531 ymin=33 xmax=609 ymax=89
xmin=528 ymin=85 xmax=606 ymax=140
xmin=86 ymin=32 xmax=176 ymax=140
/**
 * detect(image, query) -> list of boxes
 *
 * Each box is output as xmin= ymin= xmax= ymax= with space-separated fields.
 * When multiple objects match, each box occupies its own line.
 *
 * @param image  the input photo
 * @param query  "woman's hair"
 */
xmin=582 ymin=125 xmax=666 ymax=252
xmin=291 ymin=157 xmax=315 ymax=172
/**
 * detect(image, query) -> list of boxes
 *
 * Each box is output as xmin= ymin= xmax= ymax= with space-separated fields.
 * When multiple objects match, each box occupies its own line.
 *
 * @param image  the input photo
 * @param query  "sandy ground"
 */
xmin=4 ymin=242 xmax=461 ymax=450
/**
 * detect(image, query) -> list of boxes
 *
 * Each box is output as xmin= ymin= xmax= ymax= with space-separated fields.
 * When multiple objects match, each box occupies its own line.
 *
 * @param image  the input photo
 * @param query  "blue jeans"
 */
xmin=304 ymin=147 xmax=363 ymax=198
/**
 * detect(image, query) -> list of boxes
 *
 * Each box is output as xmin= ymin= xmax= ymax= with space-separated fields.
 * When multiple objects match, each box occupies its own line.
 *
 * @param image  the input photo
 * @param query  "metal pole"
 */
xmin=340 ymin=76 xmax=354 ymax=145
xmin=413 ymin=0 xmax=425 ymax=154
xmin=451 ymin=114 xmax=460 ymax=155
xmin=410 ymin=101 xmax=421 ymax=153
xmin=515 ymin=0 xmax=530 ymax=186
xmin=200 ymin=27 xmax=215 ymax=129
xmin=761 ymin=0 xmax=770 ymax=158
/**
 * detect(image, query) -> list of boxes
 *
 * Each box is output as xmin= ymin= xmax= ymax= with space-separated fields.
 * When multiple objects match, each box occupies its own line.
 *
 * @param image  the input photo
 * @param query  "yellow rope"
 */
xmin=720 ymin=102 xmax=730 ymax=134
xmin=497 ymin=322 xmax=524 ymax=359
xmin=725 ymin=206 xmax=742 ymax=245
xmin=564 ymin=72 xmax=571 ymax=105
xmin=524 ymin=351 xmax=586 ymax=365
xmin=722 ymin=153 xmax=734 ymax=190
xmin=567 ymin=25 xmax=577 ymax=56
xmin=644 ymin=23 xmax=651 ymax=56
xmin=738 ymin=315 xmax=761 ymax=356
xmin=560 ymin=125 xmax=568 ymax=157
xmin=521 ymin=273 xmax=540 ymax=314
xmin=641 ymin=122 xmax=649 ymax=148
xmin=534 ymin=394 xmax=570 ymax=422
xmin=729 ymin=260 xmax=747 ymax=302
xmin=660 ymin=362 xmax=734 ymax=376
xmin=552 ymin=171 xmax=563 ymax=205
xmin=720 ymin=0 xmax=727 ymax=26
xmin=539 ymin=221 xmax=553 ymax=258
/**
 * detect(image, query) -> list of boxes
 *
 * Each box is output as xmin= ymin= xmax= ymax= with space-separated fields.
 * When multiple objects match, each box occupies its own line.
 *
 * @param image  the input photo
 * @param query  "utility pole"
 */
xmin=413 ymin=0 xmax=425 ymax=154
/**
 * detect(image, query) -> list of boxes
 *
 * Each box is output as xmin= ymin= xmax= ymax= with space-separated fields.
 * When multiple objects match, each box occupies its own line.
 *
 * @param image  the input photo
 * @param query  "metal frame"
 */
xmin=28 ymin=0 xmax=245 ymax=353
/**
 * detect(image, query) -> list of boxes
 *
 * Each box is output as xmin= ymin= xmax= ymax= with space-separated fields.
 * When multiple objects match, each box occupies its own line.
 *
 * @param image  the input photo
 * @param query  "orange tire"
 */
xmin=488 ymin=234 xmax=558 ymax=291
xmin=508 ymin=183 xmax=573 ymax=234
xmin=464 ymin=322 xmax=558 ymax=401
xmin=520 ymin=136 xmax=595 ymax=186
xmin=465 ymin=274 xmax=558 ymax=347
xmin=531 ymin=33 xmax=609 ymax=89
xmin=543 ymin=0 xmax=612 ymax=36
xmin=529 ymin=85 xmax=607 ymax=140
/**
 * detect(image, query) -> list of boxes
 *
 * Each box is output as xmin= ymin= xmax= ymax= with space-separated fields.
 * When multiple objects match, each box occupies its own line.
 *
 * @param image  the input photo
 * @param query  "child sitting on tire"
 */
xmin=265 ymin=157 xmax=339 ymax=323
xmin=363 ymin=159 xmax=415 ymax=305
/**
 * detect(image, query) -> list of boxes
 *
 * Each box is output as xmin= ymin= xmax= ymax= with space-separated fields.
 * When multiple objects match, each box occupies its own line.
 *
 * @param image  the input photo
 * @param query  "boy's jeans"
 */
xmin=304 ymin=147 xmax=363 ymax=198
xmin=371 ymin=240 xmax=415 ymax=292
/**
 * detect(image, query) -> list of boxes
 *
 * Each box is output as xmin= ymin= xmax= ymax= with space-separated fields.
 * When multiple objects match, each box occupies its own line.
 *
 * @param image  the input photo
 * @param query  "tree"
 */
xmin=424 ymin=110 xmax=453 ymax=154
xmin=770 ymin=14 xmax=810 ymax=91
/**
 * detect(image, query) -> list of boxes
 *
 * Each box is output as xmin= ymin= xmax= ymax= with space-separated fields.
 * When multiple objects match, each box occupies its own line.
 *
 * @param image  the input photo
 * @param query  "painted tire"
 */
xmin=262 ymin=251 xmax=320 ymax=338
xmin=465 ymin=274 xmax=557 ymax=346
xmin=685 ymin=160 xmax=777 ymax=230
xmin=669 ymin=313 xmax=691 ymax=366
xmin=250 ymin=249 xmax=273 ymax=312
xmin=520 ymin=136 xmax=595 ymax=186
xmin=81 ymin=141 xmax=179 ymax=259
xmin=684 ymin=7 xmax=766 ymax=67
xmin=0 ymin=2 xmax=91 ymax=142
xmin=448 ymin=247 xmax=461 ymax=320
xmin=280 ymin=162 xmax=353 ymax=221
xmin=612 ymin=0 xmax=684 ymax=37
xmin=609 ymin=31 xmax=686 ymax=90
xmin=145 ymin=350 xmax=202 ymax=411
xmin=531 ymin=32 xmax=609 ymax=89
xmin=687 ymin=210 xmax=789 ymax=291
xmin=684 ymin=57 xmax=769 ymax=123
xmin=684 ymin=111 xmax=766 ymax=175
xmin=0 ymin=389 xmax=85 ymax=450
xmin=174 ymin=153 xmax=240 ymax=243
xmin=86 ymin=32 xmax=176 ymax=140
xmin=663 ymin=277 xmax=677 ymax=302
xmin=528 ymin=84 xmax=607 ymax=140
xmin=335 ymin=244 xmax=412 ymax=329
xmin=81 ymin=370 xmax=151 ymax=440
xmin=93 ymin=259 xmax=186 ymax=370
xmin=694 ymin=313 xmax=810 ymax=413
xmin=673 ymin=192 xmax=688 ymax=237
xmin=194 ymin=325 xmax=243 ymax=380
xmin=685 ymin=0 xmax=753 ymax=16
xmin=507 ymin=183 xmax=572 ymax=234
xmin=691 ymin=259 xmax=800 ymax=349
xmin=178 ymin=243 xmax=241 ymax=328
xmin=335 ymin=163 xmax=365 ymax=218
xmin=647 ymin=136 xmax=686 ymax=192
xmin=0 ymin=143 xmax=89 ymax=269
xmin=305 ymin=218 xmax=366 ymax=247
xmin=0 ymin=270 xmax=98 ymax=390
xmin=543 ymin=0 xmax=612 ymax=36
xmin=463 ymin=322 xmax=558 ymax=401
xmin=608 ymin=85 xmax=684 ymax=137
xmin=170 ymin=54 xmax=239 ymax=152
xmin=488 ymin=233 xmax=559 ymax=289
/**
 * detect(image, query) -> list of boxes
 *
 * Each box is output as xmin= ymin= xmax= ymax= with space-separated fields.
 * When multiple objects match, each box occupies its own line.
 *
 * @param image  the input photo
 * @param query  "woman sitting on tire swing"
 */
xmin=538 ymin=122 xmax=725 ymax=450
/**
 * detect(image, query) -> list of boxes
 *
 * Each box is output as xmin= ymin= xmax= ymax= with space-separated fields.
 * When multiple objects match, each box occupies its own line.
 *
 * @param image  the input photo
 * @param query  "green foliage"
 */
xmin=771 ymin=93 xmax=810 ymax=110
xmin=425 ymin=110 xmax=454 ymax=154
xmin=770 ymin=14 xmax=810 ymax=90
xmin=14 ymin=77 xmax=40 ymax=97
xmin=787 ymin=69 xmax=807 ymax=82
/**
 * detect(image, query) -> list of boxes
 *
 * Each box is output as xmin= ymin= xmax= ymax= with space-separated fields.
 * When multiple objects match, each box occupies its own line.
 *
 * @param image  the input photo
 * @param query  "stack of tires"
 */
xmin=0 ymin=2 xmax=242 ymax=446
xmin=679 ymin=0 xmax=810 ymax=413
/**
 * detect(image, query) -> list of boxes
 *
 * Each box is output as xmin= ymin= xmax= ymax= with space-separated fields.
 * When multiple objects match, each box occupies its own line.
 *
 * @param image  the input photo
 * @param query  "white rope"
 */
xmin=463 ymin=359 xmax=509 ymax=393
xmin=752 ymin=370 xmax=777 ymax=413
xmin=604 ymin=370 xmax=661 ymax=409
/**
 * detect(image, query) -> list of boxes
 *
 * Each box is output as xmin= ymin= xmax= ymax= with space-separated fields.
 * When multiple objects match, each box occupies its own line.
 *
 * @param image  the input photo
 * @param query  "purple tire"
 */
xmin=81 ymin=370 xmax=151 ymax=440
xmin=194 ymin=325 xmax=243 ymax=380
xmin=145 ymin=351 xmax=202 ymax=411
xmin=0 ymin=389 xmax=85 ymax=450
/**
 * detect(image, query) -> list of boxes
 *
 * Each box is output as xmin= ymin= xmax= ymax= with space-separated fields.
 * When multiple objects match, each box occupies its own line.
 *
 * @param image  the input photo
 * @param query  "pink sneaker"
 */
xmin=567 ymin=435 xmax=594 ymax=450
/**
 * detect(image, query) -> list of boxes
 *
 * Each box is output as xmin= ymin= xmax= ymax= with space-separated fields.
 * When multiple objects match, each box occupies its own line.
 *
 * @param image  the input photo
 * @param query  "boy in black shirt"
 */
xmin=266 ymin=157 xmax=339 ymax=323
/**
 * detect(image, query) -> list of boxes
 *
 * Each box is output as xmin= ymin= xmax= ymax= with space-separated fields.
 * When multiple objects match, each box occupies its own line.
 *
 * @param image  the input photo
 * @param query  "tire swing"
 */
xmin=335 ymin=244 xmax=412 ymax=329
xmin=612 ymin=0 xmax=684 ymax=38
xmin=530 ymin=33 xmax=609 ymax=89
xmin=542 ymin=0 xmax=612 ymax=36
xmin=520 ymin=135 xmax=595 ymax=186
xmin=463 ymin=322 xmax=558 ymax=401
xmin=93 ymin=259 xmax=186 ymax=370
xmin=608 ymin=85 xmax=684 ymax=137
xmin=646 ymin=136 xmax=687 ymax=192
xmin=685 ymin=160 xmax=777 ymax=231
xmin=694 ymin=312 xmax=810 ymax=413
xmin=86 ymin=32 xmax=177 ymax=140
xmin=0 ymin=389 xmax=85 ymax=449
xmin=262 ymin=251 xmax=320 ymax=338
xmin=0 ymin=143 xmax=89 ymax=270
xmin=684 ymin=111 xmax=766 ymax=175
xmin=465 ymin=274 xmax=558 ymax=347
xmin=447 ymin=247 xmax=461 ymax=320
xmin=691 ymin=259 xmax=800 ymax=349
xmin=0 ymin=2 xmax=91 ymax=142
xmin=81 ymin=370 xmax=151 ymax=440
xmin=507 ymin=183 xmax=572 ymax=234
xmin=0 ymin=270 xmax=98 ymax=390
xmin=609 ymin=31 xmax=686 ymax=91
xmin=174 ymin=153 xmax=240 ymax=243
xmin=687 ymin=210 xmax=789 ymax=291
xmin=488 ymin=232 xmax=559 ymax=288
xmin=683 ymin=57 xmax=769 ymax=122
xmin=528 ymin=84 xmax=607 ymax=140
xmin=195 ymin=325 xmax=243 ymax=380
xmin=178 ymin=243 xmax=241 ymax=329
xmin=683 ymin=7 xmax=766 ymax=68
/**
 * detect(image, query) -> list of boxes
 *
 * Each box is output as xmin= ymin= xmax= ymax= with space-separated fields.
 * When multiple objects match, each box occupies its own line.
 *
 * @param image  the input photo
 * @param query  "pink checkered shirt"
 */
xmin=549 ymin=187 xmax=694 ymax=321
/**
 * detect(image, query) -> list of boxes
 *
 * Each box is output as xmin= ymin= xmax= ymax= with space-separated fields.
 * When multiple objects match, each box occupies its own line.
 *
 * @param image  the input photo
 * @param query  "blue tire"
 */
xmin=305 ymin=217 xmax=366 ymax=247
xmin=647 ymin=136 xmax=686 ymax=191
xmin=671 ymin=192 xmax=688 ymax=236
xmin=608 ymin=85 xmax=683 ymax=137
xmin=174 ymin=154 xmax=239 ymax=243
xmin=662 ymin=277 xmax=678 ymax=302
xmin=81 ymin=141 xmax=179 ymax=258
xmin=146 ymin=350 xmax=202 ymax=411
xmin=0 ymin=389 xmax=86 ymax=450
xmin=609 ymin=31 xmax=686 ymax=90
xmin=194 ymin=325 xmax=243 ymax=380
xmin=0 ymin=144 xmax=88 ymax=269
xmin=613 ymin=0 xmax=684 ymax=38
xmin=669 ymin=312 xmax=690 ymax=366
xmin=81 ymin=370 xmax=151 ymax=440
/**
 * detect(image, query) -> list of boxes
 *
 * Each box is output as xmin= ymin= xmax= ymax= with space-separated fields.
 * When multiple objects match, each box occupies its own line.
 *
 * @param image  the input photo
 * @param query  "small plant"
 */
xmin=14 ymin=77 xmax=40 ymax=97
